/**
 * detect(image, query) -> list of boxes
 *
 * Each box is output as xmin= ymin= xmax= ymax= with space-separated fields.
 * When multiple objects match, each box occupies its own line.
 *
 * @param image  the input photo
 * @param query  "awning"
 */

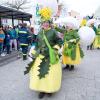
xmin=0 ymin=5 xmax=32 ymax=21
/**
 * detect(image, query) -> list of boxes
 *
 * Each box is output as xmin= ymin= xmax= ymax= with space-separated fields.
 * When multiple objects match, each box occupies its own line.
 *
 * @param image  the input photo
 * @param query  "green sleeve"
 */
xmin=96 ymin=28 xmax=100 ymax=35
xmin=54 ymin=29 xmax=63 ymax=46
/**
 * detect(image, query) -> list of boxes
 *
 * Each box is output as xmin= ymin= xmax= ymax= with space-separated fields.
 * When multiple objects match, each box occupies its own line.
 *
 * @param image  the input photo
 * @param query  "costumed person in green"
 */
xmin=24 ymin=7 xmax=62 ymax=99
xmin=87 ymin=22 xmax=97 ymax=50
xmin=93 ymin=24 xmax=100 ymax=49
xmin=62 ymin=24 xmax=84 ymax=71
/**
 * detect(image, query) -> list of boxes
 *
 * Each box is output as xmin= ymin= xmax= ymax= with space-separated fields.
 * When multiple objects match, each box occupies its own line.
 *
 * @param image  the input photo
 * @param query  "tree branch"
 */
xmin=3 ymin=0 xmax=30 ymax=10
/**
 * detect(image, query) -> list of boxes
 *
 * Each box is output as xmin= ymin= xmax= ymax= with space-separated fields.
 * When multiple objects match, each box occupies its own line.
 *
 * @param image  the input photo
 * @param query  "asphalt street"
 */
xmin=0 ymin=49 xmax=100 ymax=100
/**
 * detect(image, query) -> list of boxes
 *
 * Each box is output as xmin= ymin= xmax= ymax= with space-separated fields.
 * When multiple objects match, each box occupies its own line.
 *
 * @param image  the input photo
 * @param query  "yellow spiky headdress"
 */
xmin=39 ymin=7 xmax=52 ymax=23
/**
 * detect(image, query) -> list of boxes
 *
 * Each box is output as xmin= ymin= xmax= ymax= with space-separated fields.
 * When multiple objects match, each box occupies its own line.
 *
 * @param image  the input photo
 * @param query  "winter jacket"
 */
xmin=18 ymin=27 xmax=29 ymax=45
xmin=0 ymin=30 xmax=5 ymax=43
xmin=8 ymin=29 xmax=17 ymax=39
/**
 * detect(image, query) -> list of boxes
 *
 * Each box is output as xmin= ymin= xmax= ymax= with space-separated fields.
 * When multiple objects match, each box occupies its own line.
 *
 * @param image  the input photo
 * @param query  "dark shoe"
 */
xmin=47 ymin=93 xmax=53 ymax=97
xmin=63 ymin=65 xmax=70 ymax=70
xmin=87 ymin=46 xmax=89 ymax=50
xmin=23 ymin=55 xmax=27 ymax=60
xmin=38 ymin=92 xmax=45 ymax=99
xmin=90 ymin=44 xmax=93 ymax=50
xmin=69 ymin=65 xmax=74 ymax=71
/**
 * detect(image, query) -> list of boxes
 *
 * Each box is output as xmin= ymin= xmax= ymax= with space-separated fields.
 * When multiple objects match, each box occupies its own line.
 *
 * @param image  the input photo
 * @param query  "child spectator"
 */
xmin=8 ymin=26 xmax=17 ymax=52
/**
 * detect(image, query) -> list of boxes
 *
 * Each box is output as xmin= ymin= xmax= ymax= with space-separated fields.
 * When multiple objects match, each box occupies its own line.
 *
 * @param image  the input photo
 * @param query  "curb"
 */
xmin=0 ymin=51 xmax=20 ymax=67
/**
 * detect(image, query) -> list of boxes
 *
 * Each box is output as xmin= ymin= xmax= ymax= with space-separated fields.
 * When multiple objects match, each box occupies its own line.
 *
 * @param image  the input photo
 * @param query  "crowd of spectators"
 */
xmin=0 ymin=24 xmax=37 ymax=57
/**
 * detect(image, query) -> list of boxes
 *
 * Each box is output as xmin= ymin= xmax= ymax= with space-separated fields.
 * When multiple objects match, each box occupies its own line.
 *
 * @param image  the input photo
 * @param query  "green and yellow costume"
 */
xmin=94 ymin=28 xmax=100 ymax=48
xmin=80 ymin=19 xmax=87 ymax=27
xmin=62 ymin=30 xmax=84 ymax=65
xmin=25 ymin=29 xmax=62 ymax=93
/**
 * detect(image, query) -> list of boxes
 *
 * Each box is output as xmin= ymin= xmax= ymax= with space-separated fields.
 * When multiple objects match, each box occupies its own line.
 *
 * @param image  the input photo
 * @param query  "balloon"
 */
xmin=34 ymin=0 xmax=58 ymax=16
xmin=78 ymin=26 xmax=96 ymax=46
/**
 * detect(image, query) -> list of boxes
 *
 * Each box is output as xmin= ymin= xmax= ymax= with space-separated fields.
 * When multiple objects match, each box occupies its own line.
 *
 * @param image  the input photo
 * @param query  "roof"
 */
xmin=0 ymin=5 xmax=32 ymax=21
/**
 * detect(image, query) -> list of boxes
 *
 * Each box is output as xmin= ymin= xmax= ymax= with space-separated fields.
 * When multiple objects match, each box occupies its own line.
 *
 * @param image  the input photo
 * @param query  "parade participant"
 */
xmin=87 ymin=23 xmax=97 ymax=50
xmin=80 ymin=17 xmax=87 ymax=27
xmin=24 ymin=7 xmax=62 ymax=99
xmin=18 ymin=23 xmax=30 ymax=60
xmin=62 ymin=24 xmax=84 ymax=71
xmin=93 ymin=24 xmax=100 ymax=49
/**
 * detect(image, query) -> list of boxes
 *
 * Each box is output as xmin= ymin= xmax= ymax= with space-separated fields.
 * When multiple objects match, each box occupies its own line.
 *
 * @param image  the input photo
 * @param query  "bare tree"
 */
xmin=4 ymin=0 xmax=30 ymax=11
xmin=57 ymin=0 xmax=59 ymax=3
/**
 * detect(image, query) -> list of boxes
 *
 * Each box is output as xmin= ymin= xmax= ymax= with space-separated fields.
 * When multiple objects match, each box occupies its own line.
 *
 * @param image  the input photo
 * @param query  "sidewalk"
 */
xmin=0 ymin=51 xmax=19 ymax=66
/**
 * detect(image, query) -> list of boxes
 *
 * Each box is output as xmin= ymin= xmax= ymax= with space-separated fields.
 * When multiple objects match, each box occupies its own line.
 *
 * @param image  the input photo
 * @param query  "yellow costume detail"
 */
xmin=94 ymin=36 xmax=100 ymax=48
xmin=29 ymin=54 xmax=62 ymax=93
xmin=62 ymin=43 xmax=81 ymax=65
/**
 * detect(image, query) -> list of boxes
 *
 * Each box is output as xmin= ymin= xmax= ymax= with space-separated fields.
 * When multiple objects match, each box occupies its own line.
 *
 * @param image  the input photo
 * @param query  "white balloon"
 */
xmin=78 ymin=26 xmax=96 ymax=46
xmin=34 ymin=0 xmax=58 ymax=16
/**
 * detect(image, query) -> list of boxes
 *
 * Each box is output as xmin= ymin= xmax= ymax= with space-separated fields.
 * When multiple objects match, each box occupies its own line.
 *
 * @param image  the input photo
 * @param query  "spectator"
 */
xmin=5 ymin=32 xmax=10 ymax=54
xmin=8 ymin=26 xmax=17 ymax=52
xmin=0 ymin=26 xmax=5 ymax=56
xmin=14 ymin=26 xmax=19 ymax=50
xmin=30 ymin=27 xmax=38 ymax=47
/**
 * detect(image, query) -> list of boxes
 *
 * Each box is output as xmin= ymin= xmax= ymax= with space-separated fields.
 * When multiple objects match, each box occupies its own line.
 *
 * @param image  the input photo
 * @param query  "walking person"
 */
xmin=18 ymin=23 xmax=30 ymax=60
xmin=24 ymin=7 xmax=62 ymax=99
xmin=94 ymin=24 xmax=100 ymax=49
xmin=62 ymin=25 xmax=84 ymax=71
